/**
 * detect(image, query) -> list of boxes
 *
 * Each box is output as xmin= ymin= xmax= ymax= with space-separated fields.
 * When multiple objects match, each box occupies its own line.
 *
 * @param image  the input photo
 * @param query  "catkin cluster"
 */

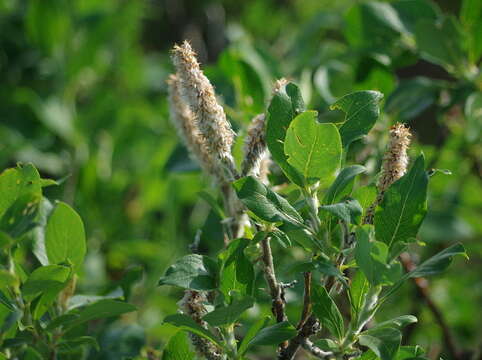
xmin=241 ymin=114 xmax=268 ymax=177
xmin=377 ymin=123 xmax=411 ymax=193
xmin=167 ymin=75 xmax=219 ymax=178
xmin=364 ymin=123 xmax=411 ymax=224
xmin=178 ymin=290 xmax=224 ymax=360
xmin=169 ymin=41 xmax=237 ymax=182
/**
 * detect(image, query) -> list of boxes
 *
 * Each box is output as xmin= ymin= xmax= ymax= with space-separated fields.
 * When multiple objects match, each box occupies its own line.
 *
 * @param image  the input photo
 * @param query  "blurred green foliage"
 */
xmin=0 ymin=0 xmax=480 ymax=358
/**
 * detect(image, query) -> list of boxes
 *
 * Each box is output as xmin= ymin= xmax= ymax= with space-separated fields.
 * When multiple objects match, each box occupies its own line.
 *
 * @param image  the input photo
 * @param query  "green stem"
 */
xmin=225 ymin=325 xmax=238 ymax=359
xmin=303 ymin=186 xmax=321 ymax=235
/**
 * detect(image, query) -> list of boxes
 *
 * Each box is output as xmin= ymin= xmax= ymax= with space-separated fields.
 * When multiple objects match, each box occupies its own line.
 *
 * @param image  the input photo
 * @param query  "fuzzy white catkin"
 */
xmin=178 ymin=290 xmax=224 ymax=360
xmin=241 ymin=114 xmax=268 ymax=177
xmin=364 ymin=123 xmax=411 ymax=224
xmin=377 ymin=123 xmax=411 ymax=193
xmin=167 ymin=75 xmax=221 ymax=180
xmin=171 ymin=41 xmax=237 ymax=180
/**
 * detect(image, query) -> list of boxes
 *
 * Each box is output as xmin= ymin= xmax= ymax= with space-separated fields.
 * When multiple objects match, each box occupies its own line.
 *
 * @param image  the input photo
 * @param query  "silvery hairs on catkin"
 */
xmin=171 ymin=41 xmax=237 ymax=181
xmin=178 ymin=290 xmax=224 ymax=360
xmin=363 ymin=122 xmax=412 ymax=224
xmin=167 ymin=74 xmax=222 ymax=180
xmin=241 ymin=114 xmax=268 ymax=177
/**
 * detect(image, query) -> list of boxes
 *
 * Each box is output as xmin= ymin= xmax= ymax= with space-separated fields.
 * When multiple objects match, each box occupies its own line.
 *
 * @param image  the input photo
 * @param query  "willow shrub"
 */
xmin=157 ymin=42 xmax=467 ymax=360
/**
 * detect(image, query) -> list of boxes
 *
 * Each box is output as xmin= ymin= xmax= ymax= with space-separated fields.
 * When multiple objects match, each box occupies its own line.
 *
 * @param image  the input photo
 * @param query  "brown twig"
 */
xmin=260 ymin=236 xmax=288 ymax=350
xmin=261 ymin=236 xmax=287 ymax=323
xmin=400 ymin=252 xmax=461 ymax=360
xmin=279 ymin=315 xmax=319 ymax=359
xmin=297 ymin=272 xmax=312 ymax=329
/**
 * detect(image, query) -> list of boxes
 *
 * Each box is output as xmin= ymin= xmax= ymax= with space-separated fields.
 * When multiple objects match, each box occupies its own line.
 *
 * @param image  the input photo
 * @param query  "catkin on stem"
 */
xmin=377 ymin=122 xmax=411 ymax=193
xmin=241 ymin=114 xmax=268 ymax=177
xmin=178 ymin=290 xmax=224 ymax=360
xmin=171 ymin=41 xmax=237 ymax=181
xmin=363 ymin=123 xmax=411 ymax=224
xmin=167 ymin=75 xmax=220 ymax=179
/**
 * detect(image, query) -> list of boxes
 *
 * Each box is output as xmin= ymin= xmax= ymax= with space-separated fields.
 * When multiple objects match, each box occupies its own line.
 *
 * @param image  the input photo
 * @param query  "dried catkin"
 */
xmin=363 ymin=123 xmax=411 ymax=224
xmin=167 ymin=75 xmax=221 ymax=180
xmin=171 ymin=41 xmax=237 ymax=180
xmin=241 ymin=114 xmax=268 ymax=176
xmin=178 ymin=290 xmax=224 ymax=360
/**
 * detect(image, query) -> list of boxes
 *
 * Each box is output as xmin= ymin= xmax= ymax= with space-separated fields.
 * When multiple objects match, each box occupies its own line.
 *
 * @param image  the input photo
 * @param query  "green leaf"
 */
xmin=163 ymin=313 xmax=224 ymax=349
xmin=284 ymin=111 xmax=342 ymax=183
xmin=460 ymin=0 xmax=482 ymax=62
xmin=314 ymin=338 xmax=339 ymax=352
xmin=355 ymin=226 xmax=402 ymax=286
xmin=266 ymin=82 xmax=305 ymax=186
xmin=330 ymin=91 xmax=383 ymax=147
xmin=162 ymin=331 xmax=195 ymax=360
xmin=0 ymin=193 xmax=41 ymax=238
xmin=67 ymin=299 xmax=136 ymax=328
xmin=203 ymin=297 xmax=254 ymax=326
xmin=159 ymin=254 xmax=219 ymax=291
xmin=238 ymin=316 xmax=270 ymax=355
xmin=0 ymin=290 xmax=15 ymax=312
xmin=22 ymin=265 xmax=71 ymax=301
xmin=344 ymin=2 xmax=405 ymax=50
xmin=219 ymin=239 xmax=255 ymax=298
xmin=22 ymin=347 xmax=43 ymax=360
xmin=375 ymin=155 xmax=428 ymax=251
xmin=233 ymin=176 xmax=303 ymax=227
xmin=392 ymin=0 xmax=439 ymax=35
xmin=407 ymin=243 xmax=467 ymax=278
xmin=45 ymin=201 xmax=86 ymax=272
xmin=319 ymin=198 xmax=362 ymax=225
xmin=385 ymin=77 xmax=440 ymax=123
xmin=0 ymin=231 xmax=13 ymax=249
xmin=372 ymin=315 xmax=417 ymax=331
xmin=349 ymin=270 xmax=370 ymax=322
xmin=0 ymin=269 xmax=18 ymax=288
xmin=464 ymin=92 xmax=482 ymax=143
xmin=415 ymin=16 xmax=467 ymax=73
xmin=311 ymin=284 xmax=344 ymax=340
xmin=198 ymin=191 xmax=225 ymax=218
xmin=323 ymin=165 xmax=366 ymax=204
xmin=395 ymin=345 xmax=426 ymax=360
xmin=22 ymin=264 xmax=71 ymax=319
xmin=381 ymin=243 xmax=466 ymax=301
xmin=359 ymin=327 xmax=401 ymax=360
xmin=246 ymin=321 xmax=297 ymax=347
xmin=352 ymin=185 xmax=378 ymax=219
xmin=284 ymin=228 xmax=321 ymax=252
xmin=46 ymin=314 xmax=80 ymax=331
xmin=269 ymin=229 xmax=292 ymax=248
xmin=0 ymin=164 xmax=42 ymax=219
xmin=57 ymin=336 xmax=99 ymax=353
xmin=315 ymin=256 xmax=348 ymax=287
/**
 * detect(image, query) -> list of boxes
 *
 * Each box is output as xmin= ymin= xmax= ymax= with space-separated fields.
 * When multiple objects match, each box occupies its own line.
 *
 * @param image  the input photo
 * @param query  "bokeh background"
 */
xmin=0 ymin=0 xmax=480 ymax=358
